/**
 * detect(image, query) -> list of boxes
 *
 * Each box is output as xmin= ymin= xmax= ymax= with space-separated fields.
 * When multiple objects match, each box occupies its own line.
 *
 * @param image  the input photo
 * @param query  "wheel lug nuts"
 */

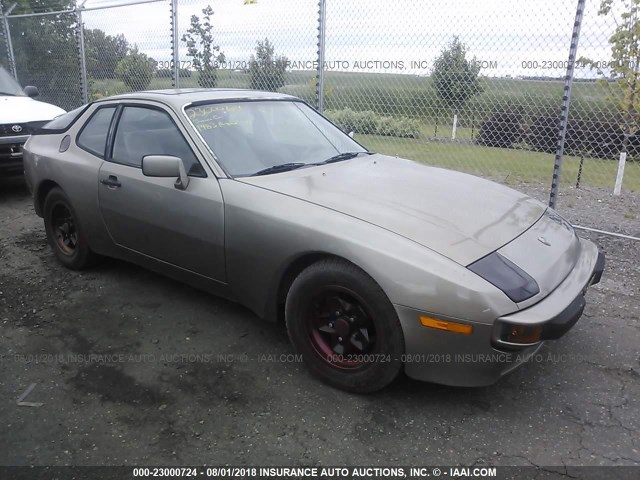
xmin=338 ymin=336 xmax=343 ymax=342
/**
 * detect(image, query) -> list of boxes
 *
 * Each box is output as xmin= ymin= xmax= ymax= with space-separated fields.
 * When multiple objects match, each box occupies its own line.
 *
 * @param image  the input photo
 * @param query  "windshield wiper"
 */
xmin=315 ymin=151 xmax=372 ymax=165
xmin=251 ymin=152 xmax=373 ymax=176
xmin=253 ymin=163 xmax=308 ymax=176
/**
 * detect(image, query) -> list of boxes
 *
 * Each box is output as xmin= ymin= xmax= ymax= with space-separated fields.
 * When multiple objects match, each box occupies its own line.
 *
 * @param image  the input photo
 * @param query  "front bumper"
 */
xmin=493 ymin=242 xmax=604 ymax=349
xmin=395 ymin=238 xmax=604 ymax=387
xmin=0 ymin=135 xmax=28 ymax=176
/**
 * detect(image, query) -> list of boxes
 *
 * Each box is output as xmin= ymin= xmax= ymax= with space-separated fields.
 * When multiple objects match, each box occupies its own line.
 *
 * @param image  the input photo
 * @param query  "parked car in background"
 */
xmin=0 ymin=66 xmax=66 ymax=177
xmin=22 ymin=89 xmax=604 ymax=393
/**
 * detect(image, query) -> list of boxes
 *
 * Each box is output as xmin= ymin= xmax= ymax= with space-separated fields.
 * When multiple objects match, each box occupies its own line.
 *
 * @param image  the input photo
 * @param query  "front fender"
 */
xmin=221 ymin=180 xmax=517 ymax=324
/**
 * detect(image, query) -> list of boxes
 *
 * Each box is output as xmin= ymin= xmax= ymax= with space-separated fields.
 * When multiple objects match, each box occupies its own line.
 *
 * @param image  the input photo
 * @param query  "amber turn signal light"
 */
xmin=501 ymin=324 xmax=543 ymax=344
xmin=419 ymin=316 xmax=473 ymax=335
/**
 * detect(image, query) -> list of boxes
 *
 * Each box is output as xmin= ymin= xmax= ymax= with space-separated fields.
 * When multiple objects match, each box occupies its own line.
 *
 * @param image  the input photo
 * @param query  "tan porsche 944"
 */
xmin=23 ymin=89 xmax=605 ymax=392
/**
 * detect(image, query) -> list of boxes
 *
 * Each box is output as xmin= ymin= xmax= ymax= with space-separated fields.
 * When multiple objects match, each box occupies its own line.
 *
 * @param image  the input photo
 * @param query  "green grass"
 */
xmin=356 ymin=133 xmax=640 ymax=192
xmin=287 ymin=71 xmax=616 ymax=122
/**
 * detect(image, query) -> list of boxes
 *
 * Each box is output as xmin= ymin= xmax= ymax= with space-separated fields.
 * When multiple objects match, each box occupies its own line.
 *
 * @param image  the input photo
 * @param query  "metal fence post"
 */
xmin=76 ymin=1 xmax=88 ymax=104
xmin=0 ymin=5 xmax=7 ymax=71
xmin=548 ymin=0 xmax=585 ymax=209
xmin=316 ymin=0 xmax=326 ymax=112
xmin=2 ymin=3 xmax=18 ymax=81
xmin=170 ymin=0 xmax=179 ymax=88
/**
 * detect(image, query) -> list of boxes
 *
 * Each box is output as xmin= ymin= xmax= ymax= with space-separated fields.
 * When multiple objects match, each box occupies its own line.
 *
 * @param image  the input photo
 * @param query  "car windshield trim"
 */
xmin=185 ymin=96 xmax=302 ymax=108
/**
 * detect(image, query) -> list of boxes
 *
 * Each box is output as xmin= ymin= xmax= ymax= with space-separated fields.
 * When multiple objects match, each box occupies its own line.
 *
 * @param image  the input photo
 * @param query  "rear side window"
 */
xmin=77 ymin=107 xmax=116 ymax=158
xmin=111 ymin=106 xmax=205 ymax=176
xmin=41 ymin=105 xmax=88 ymax=132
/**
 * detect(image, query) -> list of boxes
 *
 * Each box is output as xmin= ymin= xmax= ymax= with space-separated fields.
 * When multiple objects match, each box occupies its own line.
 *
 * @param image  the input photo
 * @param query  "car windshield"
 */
xmin=185 ymin=100 xmax=367 ymax=177
xmin=0 ymin=67 xmax=25 ymax=96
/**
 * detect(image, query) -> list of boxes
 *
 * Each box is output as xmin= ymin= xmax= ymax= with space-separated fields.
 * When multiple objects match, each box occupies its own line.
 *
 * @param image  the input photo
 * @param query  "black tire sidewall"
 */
xmin=286 ymin=259 xmax=404 ymax=393
xmin=43 ymin=188 xmax=93 ymax=270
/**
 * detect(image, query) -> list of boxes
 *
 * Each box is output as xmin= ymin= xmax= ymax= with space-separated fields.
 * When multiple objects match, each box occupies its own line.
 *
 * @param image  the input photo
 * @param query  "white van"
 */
xmin=1 ymin=66 xmax=66 ymax=177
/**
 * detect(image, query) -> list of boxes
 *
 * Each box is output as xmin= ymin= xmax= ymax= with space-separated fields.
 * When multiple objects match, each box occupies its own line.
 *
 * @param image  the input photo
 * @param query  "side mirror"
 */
xmin=24 ymin=85 xmax=39 ymax=98
xmin=348 ymin=131 xmax=354 ymax=138
xmin=142 ymin=155 xmax=190 ymax=190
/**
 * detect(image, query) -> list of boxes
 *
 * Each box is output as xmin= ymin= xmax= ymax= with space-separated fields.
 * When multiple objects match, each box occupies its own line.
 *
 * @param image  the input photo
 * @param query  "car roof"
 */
xmin=95 ymin=88 xmax=299 ymax=109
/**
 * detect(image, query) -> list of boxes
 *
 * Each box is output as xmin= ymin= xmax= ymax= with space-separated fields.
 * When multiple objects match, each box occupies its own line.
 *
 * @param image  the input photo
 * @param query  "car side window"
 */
xmin=111 ymin=106 xmax=205 ymax=177
xmin=76 ymin=106 xmax=116 ymax=158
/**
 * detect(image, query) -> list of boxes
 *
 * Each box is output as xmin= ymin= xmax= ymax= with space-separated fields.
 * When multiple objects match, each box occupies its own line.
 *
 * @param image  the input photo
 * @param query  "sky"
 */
xmin=79 ymin=0 xmax=618 ymax=78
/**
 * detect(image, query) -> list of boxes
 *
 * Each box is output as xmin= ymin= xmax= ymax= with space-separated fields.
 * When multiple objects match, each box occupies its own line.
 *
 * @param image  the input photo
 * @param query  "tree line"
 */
xmin=86 ymin=4 xmax=290 ymax=93
xmin=4 ymin=1 xmax=481 ymax=110
xmin=2 ymin=2 xmax=290 ymax=109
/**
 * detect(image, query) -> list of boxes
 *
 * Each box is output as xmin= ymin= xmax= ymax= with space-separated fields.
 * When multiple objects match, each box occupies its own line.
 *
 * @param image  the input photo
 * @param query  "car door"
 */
xmin=97 ymin=103 xmax=225 ymax=282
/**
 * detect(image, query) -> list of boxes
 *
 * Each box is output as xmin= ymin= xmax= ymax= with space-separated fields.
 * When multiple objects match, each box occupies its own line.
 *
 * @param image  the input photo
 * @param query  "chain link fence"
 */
xmin=0 ymin=3 xmax=11 ymax=73
xmin=176 ymin=0 xmax=318 ymax=105
xmin=0 ymin=0 xmax=638 ymax=238
xmin=322 ymin=0 xmax=582 ymax=188
xmin=3 ymin=3 xmax=82 ymax=111
xmin=82 ymin=0 xmax=172 ymax=101
xmin=566 ymin=0 xmax=640 ymax=208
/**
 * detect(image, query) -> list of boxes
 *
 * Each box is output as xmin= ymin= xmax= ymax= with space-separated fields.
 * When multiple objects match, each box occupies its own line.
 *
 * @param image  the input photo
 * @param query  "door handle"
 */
xmin=100 ymin=175 xmax=121 ymax=188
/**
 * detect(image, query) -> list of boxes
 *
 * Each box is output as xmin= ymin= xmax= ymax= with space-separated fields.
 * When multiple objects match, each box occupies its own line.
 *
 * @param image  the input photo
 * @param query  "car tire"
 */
xmin=285 ymin=258 xmax=404 ymax=393
xmin=43 ymin=187 xmax=98 ymax=270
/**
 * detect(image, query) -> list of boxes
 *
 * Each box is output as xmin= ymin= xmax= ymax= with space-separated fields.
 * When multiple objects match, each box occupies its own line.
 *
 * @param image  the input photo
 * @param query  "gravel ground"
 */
xmin=0 ymin=177 xmax=638 ymax=468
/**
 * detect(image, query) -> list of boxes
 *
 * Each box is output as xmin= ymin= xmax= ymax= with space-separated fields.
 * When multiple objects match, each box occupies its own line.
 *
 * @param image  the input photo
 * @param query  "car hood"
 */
xmin=241 ymin=154 xmax=546 ymax=266
xmin=0 ymin=95 xmax=66 ymax=123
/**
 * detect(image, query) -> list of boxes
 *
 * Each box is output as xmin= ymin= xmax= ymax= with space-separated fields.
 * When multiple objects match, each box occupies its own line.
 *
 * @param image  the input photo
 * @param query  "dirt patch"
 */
xmin=69 ymin=364 xmax=166 ymax=407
